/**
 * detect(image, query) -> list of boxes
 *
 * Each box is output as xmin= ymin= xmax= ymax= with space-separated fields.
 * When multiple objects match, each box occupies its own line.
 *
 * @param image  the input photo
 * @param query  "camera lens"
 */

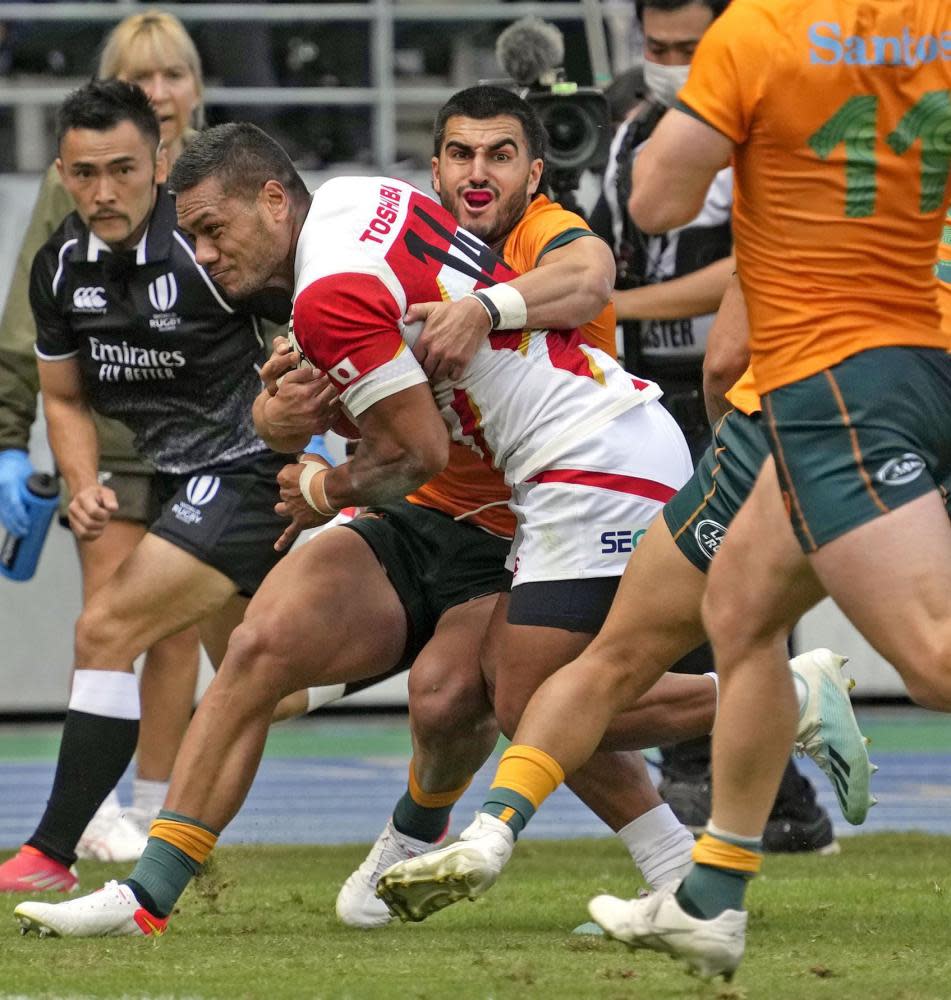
xmin=525 ymin=88 xmax=612 ymax=175
xmin=539 ymin=103 xmax=600 ymax=169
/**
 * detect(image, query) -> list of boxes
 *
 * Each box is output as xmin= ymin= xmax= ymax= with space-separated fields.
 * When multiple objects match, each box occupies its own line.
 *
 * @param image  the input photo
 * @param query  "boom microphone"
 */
xmin=495 ymin=17 xmax=565 ymax=87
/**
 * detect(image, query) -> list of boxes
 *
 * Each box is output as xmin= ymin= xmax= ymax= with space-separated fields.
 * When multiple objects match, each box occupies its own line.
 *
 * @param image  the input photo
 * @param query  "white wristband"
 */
xmin=299 ymin=460 xmax=338 ymax=517
xmin=471 ymin=282 xmax=527 ymax=331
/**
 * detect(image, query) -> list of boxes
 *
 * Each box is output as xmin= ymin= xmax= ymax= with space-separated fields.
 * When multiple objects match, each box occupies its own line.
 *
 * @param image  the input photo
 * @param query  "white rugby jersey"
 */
xmin=290 ymin=176 xmax=661 ymax=486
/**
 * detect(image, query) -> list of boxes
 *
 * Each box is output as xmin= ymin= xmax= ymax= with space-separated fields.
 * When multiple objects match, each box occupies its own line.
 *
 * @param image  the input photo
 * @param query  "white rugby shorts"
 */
xmin=505 ymin=399 xmax=692 ymax=586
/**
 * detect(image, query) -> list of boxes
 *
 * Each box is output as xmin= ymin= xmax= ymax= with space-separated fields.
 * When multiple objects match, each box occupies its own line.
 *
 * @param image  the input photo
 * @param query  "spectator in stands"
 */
xmin=0 ymin=10 xmax=205 ymax=862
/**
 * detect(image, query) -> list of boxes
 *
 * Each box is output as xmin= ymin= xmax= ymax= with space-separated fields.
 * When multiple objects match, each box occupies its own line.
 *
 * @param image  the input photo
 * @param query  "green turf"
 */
xmin=3 ymin=834 xmax=950 ymax=999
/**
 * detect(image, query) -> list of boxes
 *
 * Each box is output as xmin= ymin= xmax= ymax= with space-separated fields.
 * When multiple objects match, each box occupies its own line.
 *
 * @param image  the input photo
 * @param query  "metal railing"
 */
xmin=0 ymin=1 xmax=637 ymax=170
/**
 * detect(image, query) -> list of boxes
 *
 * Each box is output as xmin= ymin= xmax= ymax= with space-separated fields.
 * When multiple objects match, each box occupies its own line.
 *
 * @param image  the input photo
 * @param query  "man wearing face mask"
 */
xmin=599 ymin=0 xmax=836 ymax=856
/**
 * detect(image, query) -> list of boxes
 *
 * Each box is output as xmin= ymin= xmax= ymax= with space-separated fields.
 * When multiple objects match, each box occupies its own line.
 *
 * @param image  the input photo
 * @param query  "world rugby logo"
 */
xmin=875 ymin=453 xmax=925 ymax=486
xmin=185 ymin=475 xmax=221 ymax=506
xmin=694 ymin=519 xmax=726 ymax=560
xmin=73 ymin=286 xmax=107 ymax=310
xmin=148 ymin=273 xmax=178 ymax=312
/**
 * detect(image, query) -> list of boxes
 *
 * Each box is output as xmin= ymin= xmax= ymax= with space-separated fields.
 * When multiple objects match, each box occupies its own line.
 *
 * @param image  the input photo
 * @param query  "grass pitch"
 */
xmin=3 ymin=834 xmax=950 ymax=1000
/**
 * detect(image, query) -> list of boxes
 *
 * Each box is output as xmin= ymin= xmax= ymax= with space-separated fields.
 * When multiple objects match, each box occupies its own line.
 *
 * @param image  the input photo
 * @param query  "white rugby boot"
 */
xmin=589 ymin=881 xmax=747 ymax=981
xmin=15 ymin=880 xmax=169 ymax=938
xmin=376 ymin=812 xmax=514 ymax=922
xmin=791 ymin=648 xmax=876 ymax=825
xmin=76 ymin=794 xmax=149 ymax=863
xmin=336 ymin=820 xmax=436 ymax=928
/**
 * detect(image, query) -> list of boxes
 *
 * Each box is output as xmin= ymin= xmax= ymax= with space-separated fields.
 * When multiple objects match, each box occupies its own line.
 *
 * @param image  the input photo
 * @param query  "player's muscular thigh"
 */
xmin=221 ymin=527 xmax=409 ymax=694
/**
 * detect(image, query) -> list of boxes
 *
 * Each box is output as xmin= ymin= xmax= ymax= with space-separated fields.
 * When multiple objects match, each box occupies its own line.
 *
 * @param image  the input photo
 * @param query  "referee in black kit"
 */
xmin=0 ymin=80 xmax=296 ymax=894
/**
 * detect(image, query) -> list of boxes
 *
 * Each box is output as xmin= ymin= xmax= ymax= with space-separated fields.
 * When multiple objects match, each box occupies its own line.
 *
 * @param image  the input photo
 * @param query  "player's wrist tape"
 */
xmin=467 ymin=283 xmax=527 ymax=331
xmin=299 ymin=460 xmax=339 ymax=517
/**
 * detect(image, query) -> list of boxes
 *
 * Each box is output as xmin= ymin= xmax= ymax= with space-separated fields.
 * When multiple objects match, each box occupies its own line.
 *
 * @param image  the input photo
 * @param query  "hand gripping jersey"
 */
xmin=31 ymin=188 xmax=269 ymax=474
xmin=406 ymin=193 xmax=617 ymax=539
xmin=290 ymin=177 xmax=659 ymax=488
xmin=679 ymin=0 xmax=951 ymax=394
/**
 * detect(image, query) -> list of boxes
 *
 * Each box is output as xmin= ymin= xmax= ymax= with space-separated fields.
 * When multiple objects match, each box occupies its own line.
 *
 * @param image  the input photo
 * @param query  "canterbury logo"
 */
xmin=73 ymin=286 xmax=106 ymax=309
xmin=185 ymin=475 xmax=221 ymax=506
xmin=148 ymin=272 xmax=178 ymax=312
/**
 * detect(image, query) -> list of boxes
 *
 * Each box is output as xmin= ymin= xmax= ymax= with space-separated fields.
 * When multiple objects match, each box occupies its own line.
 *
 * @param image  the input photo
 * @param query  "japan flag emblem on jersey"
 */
xmin=331 ymin=356 xmax=361 ymax=384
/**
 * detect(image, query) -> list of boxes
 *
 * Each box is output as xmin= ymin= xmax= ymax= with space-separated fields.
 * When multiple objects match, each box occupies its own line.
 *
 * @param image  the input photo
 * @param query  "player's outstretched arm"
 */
xmin=614 ymin=254 xmax=734 ymax=322
xmin=37 ymin=356 xmax=117 ymax=540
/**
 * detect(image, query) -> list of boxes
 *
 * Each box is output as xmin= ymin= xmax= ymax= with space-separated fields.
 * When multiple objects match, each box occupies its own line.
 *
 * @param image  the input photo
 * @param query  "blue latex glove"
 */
xmin=302 ymin=434 xmax=335 ymax=466
xmin=0 ymin=449 xmax=34 ymax=537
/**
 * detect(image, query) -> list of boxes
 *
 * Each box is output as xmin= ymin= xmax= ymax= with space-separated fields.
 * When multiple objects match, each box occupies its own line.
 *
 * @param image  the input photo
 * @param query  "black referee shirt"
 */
xmin=30 ymin=186 xmax=270 ymax=474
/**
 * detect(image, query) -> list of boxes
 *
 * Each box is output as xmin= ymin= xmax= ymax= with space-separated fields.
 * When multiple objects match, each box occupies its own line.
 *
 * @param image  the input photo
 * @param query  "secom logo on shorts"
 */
xmin=600 ymin=528 xmax=647 ymax=554
xmin=694 ymin=519 xmax=727 ymax=560
xmin=875 ymin=453 xmax=926 ymax=486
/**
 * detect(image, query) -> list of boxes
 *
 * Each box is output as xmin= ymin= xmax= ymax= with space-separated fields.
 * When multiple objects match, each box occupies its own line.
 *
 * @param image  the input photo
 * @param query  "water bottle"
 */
xmin=0 ymin=473 xmax=60 ymax=582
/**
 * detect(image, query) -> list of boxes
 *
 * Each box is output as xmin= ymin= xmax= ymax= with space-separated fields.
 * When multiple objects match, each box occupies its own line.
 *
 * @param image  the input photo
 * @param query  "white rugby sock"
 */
xmin=306 ymin=684 xmax=346 ymax=713
xmin=132 ymin=778 xmax=168 ymax=821
xmin=69 ymin=669 xmax=140 ymax=719
xmin=617 ymin=803 xmax=696 ymax=889
xmin=704 ymin=671 xmax=719 ymax=729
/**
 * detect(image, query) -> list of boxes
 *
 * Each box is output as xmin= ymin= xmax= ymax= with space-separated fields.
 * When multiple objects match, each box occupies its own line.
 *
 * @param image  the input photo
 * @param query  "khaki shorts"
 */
xmin=58 ymin=469 xmax=161 ymax=525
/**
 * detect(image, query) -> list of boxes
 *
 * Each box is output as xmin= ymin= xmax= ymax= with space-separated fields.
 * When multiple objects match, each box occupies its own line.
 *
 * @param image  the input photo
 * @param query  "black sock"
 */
xmin=124 ymin=878 xmax=162 ymax=917
xmin=27 ymin=709 xmax=139 ymax=867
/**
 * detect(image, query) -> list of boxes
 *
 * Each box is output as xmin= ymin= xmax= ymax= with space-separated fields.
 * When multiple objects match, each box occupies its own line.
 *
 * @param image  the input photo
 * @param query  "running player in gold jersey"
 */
xmin=585 ymin=0 xmax=951 ymax=979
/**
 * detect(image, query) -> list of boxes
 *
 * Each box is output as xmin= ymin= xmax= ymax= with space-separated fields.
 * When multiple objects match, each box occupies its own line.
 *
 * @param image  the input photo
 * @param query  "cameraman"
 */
xmin=601 ymin=0 xmax=835 ymax=855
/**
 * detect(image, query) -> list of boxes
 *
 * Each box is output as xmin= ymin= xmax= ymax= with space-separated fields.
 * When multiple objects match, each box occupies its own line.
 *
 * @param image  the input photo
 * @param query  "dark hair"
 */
xmin=604 ymin=66 xmax=647 ymax=127
xmin=637 ymin=0 xmax=730 ymax=21
xmin=169 ymin=122 xmax=310 ymax=203
xmin=56 ymin=79 xmax=160 ymax=150
xmin=433 ymin=85 xmax=548 ymax=162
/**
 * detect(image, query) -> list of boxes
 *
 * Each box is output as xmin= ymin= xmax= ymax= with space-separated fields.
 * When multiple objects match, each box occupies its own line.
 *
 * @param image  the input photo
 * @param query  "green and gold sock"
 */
xmin=124 ymin=810 xmax=219 ymax=918
xmin=675 ymin=827 xmax=763 ymax=920
xmin=392 ymin=760 xmax=471 ymax=842
xmin=482 ymin=745 xmax=565 ymax=838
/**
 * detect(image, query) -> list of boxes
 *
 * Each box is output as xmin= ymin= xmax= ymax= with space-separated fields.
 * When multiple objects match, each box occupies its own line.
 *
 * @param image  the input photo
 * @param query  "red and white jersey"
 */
xmin=290 ymin=176 xmax=661 ymax=485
